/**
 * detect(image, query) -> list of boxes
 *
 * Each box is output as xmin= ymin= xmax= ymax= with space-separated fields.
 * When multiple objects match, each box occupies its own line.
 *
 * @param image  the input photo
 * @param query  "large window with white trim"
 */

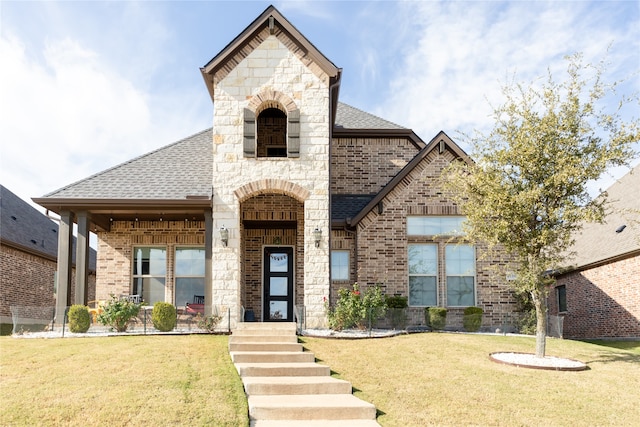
xmin=445 ymin=244 xmax=476 ymax=306
xmin=408 ymin=244 xmax=438 ymax=306
xmin=132 ymin=247 xmax=166 ymax=305
xmin=175 ymin=247 xmax=205 ymax=306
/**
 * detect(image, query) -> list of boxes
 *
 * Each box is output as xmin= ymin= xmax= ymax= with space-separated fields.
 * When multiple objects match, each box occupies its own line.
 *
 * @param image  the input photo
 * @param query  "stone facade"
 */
xmin=210 ymin=33 xmax=331 ymax=327
xmin=549 ymin=255 xmax=640 ymax=339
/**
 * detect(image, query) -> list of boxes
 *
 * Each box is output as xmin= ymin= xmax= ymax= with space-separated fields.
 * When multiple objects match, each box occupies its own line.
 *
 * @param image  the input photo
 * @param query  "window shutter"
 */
xmin=287 ymin=108 xmax=300 ymax=158
xmin=243 ymin=108 xmax=256 ymax=157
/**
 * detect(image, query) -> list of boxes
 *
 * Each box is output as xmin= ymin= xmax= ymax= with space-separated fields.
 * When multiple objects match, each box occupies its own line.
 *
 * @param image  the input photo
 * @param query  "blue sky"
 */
xmin=1 ymin=1 xmax=639 ymax=210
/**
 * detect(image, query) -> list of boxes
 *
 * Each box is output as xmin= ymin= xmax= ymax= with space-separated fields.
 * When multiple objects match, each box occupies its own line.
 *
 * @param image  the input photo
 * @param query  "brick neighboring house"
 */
xmin=0 ymin=185 xmax=96 ymax=328
xmin=549 ymin=166 xmax=640 ymax=339
xmin=34 ymin=6 xmax=519 ymax=329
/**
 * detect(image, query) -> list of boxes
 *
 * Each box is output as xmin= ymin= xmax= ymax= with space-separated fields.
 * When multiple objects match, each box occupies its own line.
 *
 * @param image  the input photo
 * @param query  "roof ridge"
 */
xmin=42 ymin=128 xmax=213 ymax=198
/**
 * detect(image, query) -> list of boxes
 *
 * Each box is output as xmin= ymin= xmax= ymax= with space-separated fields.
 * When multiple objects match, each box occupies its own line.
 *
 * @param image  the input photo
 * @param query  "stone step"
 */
xmin=235 ymin=362 xmax=330 ymax=377
xmin=235 ymin=321 xmax=297 ymax=331
xmin=231 ymin=351 xmax=315 ymax=364
xmin=228 ymin=342 xmax=304 ymax=352
xmin=248 ymin=394 xmax=378 ymax=421
xmin=242 ymin=376 xmax=353 ymax=396
xmin=233 ymin=328 xmax=296 ymax=336
xmin=252 ymin=421 xmax=381 ymax=427
xmin=229 ymin=334 xmax=299 ymax=343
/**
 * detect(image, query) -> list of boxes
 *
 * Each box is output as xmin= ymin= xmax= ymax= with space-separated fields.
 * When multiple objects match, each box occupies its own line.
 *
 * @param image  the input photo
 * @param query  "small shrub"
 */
xmin=97 ymin=295 xmax=143 ymax=332
xmin=426 ymin=307 xmax=447 ymax=330
xmin=196 ymin=314 xmax=222 ymax=333
xmin=151 ymin=302 xmax=176 ymax=332
xmin=68 ymin=305 xmax=90 ymax=333
xmin=385 ymin=295 xmax=408 ymax=329
xmin=326 ymin=283 xmax=387 ymax=331
xmin=463 ymin=306 xmax=483 ymax=332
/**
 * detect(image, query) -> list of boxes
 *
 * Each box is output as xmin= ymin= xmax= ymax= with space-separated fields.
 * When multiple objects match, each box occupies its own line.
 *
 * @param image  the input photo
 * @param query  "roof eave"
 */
xmin=333 ymin=127 xmax=426 ymax=150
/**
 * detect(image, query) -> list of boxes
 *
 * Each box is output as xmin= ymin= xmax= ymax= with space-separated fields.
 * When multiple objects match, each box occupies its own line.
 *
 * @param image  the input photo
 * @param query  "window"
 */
xmin=408 ymin=244 xmax=438 ymax=306
xmin=175 ymin=248 xmax=205 ymax=306
xmin=133 ymin=247 xmax=166 ymax=305
xmin=257 ymin=108 xmax=287 ymax=157
xmin=331 ymin=251 xmax=350 ymax=281
xmin=557 ymin=285 xmax=567 ymax=312
xmin=407 ymin=216 xmax=466 ymax=236
xmin=445 ymin=244 xmax=475 ymax=306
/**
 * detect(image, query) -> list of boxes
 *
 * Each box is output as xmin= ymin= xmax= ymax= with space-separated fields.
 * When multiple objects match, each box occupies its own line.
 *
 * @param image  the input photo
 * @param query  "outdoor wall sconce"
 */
xmin=313 ymin=227 xmax=322 ymax=248
xmin=219 ymin=226 xmax=229 ymax=247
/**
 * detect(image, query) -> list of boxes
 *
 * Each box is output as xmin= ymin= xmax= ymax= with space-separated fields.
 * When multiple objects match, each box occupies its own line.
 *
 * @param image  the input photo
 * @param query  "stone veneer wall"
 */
xmin=1 ymin=244 xmax=95 ymax=323
xmin=331 ymin=137 xmax=420 ymax=195
xmin=550 ymin=255 xmax=640 ymax=339
xmin=96 ymin=220 xmax=205 ymax=304
xmin=350 ymin=148 xmax=518 ymax=330
xmin=212 ymin=33 xmax=331 ymax=327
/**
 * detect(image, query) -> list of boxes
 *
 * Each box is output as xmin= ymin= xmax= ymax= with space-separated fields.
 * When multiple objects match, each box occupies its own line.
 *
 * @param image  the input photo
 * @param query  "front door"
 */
xmin=263 ymin=247 xmax=294 ymax=321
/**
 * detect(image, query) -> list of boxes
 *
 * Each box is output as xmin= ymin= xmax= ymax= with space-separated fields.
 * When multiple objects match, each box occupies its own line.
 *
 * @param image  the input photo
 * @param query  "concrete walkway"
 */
xmin=229 ymin=322 xmax=381 ymax=426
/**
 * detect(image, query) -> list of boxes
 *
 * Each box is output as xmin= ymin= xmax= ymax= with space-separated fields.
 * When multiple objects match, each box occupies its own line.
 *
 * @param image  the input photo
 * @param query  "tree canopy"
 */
xmin=443 ymin=53 xmax=639 ymax=356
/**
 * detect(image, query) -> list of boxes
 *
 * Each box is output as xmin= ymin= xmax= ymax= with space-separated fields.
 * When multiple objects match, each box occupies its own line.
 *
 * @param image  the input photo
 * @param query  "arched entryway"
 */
xmin=240 ymin=193 xmax=305 ymax=321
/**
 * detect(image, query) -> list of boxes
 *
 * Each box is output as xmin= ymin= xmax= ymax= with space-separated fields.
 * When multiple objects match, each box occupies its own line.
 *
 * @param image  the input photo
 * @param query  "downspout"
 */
xmin=327 ymin=70 xmax=342 ymax=304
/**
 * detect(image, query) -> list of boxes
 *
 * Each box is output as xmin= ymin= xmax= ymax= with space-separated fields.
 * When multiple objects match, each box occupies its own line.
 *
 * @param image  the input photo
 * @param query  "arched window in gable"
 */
xmin=243 ymin=101 xmax=300 ymax=158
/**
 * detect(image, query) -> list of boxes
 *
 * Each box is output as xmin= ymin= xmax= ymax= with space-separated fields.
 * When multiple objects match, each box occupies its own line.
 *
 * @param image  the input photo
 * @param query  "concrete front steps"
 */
xmin=229 ymin=322 xmax=381 ymax=426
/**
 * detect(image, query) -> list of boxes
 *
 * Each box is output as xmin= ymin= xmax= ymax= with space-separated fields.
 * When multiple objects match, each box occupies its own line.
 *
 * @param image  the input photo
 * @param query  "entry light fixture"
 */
xmin=313 ymin=227 xmax=322 ymax=248
xmin=219 ymin=226 xmax=229 ymax=247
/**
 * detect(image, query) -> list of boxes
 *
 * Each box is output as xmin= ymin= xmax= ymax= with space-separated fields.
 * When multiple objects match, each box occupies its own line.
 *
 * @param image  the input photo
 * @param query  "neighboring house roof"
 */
xmin=562 ymin=165 xmax=640 ymax=271
xmin=1 ymin=185 xmax=96 ymax=269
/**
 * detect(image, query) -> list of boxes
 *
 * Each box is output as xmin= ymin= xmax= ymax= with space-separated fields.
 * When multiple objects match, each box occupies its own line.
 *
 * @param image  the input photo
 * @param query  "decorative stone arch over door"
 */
xmin=234 ymin=179 xmax=310 ymax=203
xmin=243 ymin=90 xmax=300 ymax=158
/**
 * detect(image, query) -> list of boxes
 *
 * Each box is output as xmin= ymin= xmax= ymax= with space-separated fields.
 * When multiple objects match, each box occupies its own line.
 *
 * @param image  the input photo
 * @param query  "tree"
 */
xmin=443 ymin=53 xmax=639 ymax=357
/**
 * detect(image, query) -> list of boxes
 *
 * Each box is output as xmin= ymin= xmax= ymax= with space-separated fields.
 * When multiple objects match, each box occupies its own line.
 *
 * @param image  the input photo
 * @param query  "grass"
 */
xmin=301 ymin=333 xmax=640 ymax=427
xmin=0 ymin=335 xmax=248 ymax=426
xmin=1 ymin=332 xmax=638 ymax=426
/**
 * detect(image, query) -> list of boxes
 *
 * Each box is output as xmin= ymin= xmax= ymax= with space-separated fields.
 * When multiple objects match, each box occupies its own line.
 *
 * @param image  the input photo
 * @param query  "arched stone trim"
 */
xmin=234 ymin=179 xmax=311 ymax=203
xmin=247 ymin=89 xmax=298 ymax=115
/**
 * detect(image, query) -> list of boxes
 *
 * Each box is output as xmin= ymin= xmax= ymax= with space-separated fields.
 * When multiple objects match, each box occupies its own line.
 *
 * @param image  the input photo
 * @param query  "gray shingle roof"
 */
xmin=564 ymin=165 xmax=640 ymax=270
xmin=38 ymin=104 xmax=405 ymax=202
xmin=1 ymin=185 xmax=96 ymax=268
xmin=332 ymin=194 xmax=376 ymax=222
xmin=43 ymin=129 xmax=213 ymax=200
xmin=335 ymin=102 xmax=406 ymax=130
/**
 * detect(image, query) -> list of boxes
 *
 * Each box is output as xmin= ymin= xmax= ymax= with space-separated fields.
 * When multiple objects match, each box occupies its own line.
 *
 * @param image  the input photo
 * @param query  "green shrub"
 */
xmin=196 ymin=314 xmax=223 ymax=333
xmin=385 ymin=295 xmax=408 ymax=329
xmin=151 ymin=302 xmax=176 ymax=332
xmin=326 ymin=283 xmax=387 ymax=331
xmin=463 ymin=306 xmax=483 ymax=332
xmin=426 ymin=307 xmax=447 ymax=330
xmin=97 ymin=295 xmax=142 ymax=332
xmin=68 ymin=305 xmax=90 ymax=333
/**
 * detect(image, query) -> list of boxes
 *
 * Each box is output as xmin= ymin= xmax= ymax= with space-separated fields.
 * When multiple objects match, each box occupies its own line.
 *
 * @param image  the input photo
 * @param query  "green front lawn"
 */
xmin=1 ymin=333 xmax=638 ymax=426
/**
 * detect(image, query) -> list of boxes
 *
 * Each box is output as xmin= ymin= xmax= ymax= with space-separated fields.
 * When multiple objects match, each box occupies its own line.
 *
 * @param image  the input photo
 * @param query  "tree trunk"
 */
xmin=531 ymin=289 xmax=547 ymax=357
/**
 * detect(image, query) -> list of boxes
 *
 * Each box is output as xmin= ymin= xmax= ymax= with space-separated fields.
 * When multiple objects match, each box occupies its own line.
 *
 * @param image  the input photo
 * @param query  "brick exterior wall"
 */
xmin=241 ymin=194 xmax=305 ymax=321
xmin=330 ymin=147 xmax=518 ymax=330
xmin=331 ymin=137 xmax=420 ymax=195
xmin=96 ymin=220 xmax=205 ymax=304
xmin=550 ymin=254 xmax=640 ymax=339
xmin=1 ymin=244 xmax=95 ymax=323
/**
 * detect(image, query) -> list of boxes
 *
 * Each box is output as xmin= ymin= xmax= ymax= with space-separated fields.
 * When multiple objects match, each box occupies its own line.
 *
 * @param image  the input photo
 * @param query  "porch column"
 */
xmin=55 ymin=210 xmax=74 ymax=324
xmin=74 ymin=211 xmax=90 ymax=305
xmin=204 ymin=210 xmax=213 ymax=316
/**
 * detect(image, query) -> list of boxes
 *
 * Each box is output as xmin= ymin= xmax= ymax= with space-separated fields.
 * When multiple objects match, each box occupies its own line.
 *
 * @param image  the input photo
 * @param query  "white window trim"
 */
xmin=408 ymin=243 xmax=439 ymax=307
xmin=444 ymin=244 xmax=477 ymax=307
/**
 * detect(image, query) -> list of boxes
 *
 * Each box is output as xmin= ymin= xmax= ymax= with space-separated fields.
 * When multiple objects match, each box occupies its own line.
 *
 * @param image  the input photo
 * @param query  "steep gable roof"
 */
xmin=201 ymin=5 xmax=341 ymax=101
xmin=1 ymin=185 xmax=96 ymax=269
xmin=334 ymin=103 xmax=405 ymax=130
xmin=562 ymin=165 xmax=640 ymax=271
xmin=347 ymin=131 xmax=471 ymax=227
